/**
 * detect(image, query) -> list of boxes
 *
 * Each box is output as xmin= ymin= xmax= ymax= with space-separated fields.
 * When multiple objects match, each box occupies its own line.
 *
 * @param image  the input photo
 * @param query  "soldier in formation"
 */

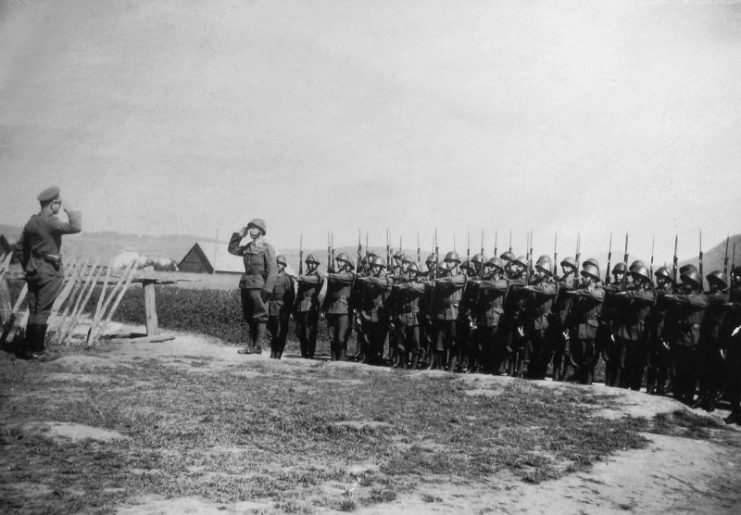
xmin=233 ymin=232 xmax=741 ymax=425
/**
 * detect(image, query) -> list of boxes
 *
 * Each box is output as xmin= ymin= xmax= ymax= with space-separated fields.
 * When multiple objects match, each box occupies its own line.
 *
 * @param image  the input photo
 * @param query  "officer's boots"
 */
xmin=24 ymin=324 xmax=48 ymax=360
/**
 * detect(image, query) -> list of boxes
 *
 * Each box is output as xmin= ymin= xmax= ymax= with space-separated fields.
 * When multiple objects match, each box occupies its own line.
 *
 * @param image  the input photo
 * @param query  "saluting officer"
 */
xmin=228 ymin=218 xmax=277 ymax=355
xmin=295 ymin=254 xmax=322 ymax=359
xmin=267 ymin=255 xmax=295 ymax=359
xmin=14 ymin=186 xmax=82 ymax=359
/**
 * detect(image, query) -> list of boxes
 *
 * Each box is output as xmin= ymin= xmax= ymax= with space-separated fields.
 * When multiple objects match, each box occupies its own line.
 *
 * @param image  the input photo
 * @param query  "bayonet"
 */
xmin=605 ymin=232 xmax=613 ymax=284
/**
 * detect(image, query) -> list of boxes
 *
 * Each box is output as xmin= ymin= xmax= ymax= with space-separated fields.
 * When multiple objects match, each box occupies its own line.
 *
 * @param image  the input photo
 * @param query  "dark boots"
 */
xmin=23 ymin=324 xmax=47 ymax=360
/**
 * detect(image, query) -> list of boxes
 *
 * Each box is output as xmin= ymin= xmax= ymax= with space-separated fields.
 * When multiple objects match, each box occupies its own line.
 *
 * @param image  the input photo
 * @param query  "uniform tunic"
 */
xmin=228 ymin=233 xmax=278 ymax=323
xmin=17 ymin=209 xmax=82 ymax=325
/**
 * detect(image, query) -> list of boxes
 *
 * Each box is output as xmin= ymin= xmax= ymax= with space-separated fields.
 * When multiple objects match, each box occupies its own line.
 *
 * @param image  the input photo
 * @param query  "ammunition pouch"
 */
xmin=32 ymin=250 xmax=62 ymax=271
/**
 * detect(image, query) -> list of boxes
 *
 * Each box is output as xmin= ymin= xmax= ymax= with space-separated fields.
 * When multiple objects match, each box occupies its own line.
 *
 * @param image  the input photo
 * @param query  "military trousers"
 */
xmin=267 ymin=311 xmax=290 ymax=356
xmin=296 ymin=309 xmax=319 ymax=358
xmin=327 ymin=313 xmax=351 ymax=361
xmin=26 ymin=272 xmax=63 ymax=326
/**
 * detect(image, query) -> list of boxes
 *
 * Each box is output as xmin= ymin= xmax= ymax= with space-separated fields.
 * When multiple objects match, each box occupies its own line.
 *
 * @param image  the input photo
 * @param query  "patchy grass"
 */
xmin=0 ymin=345 xmax=684 ymax=514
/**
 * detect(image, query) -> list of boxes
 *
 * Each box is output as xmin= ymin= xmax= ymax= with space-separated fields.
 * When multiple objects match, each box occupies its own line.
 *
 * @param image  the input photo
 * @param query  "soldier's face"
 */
xmin=248 ymin=226 xmax=261 ymax=239
xmin=427 ymin=262 xmax=436 ymax=271
xmin=50 ymin=199 xmax=62 ymax=214
xmin=307 ymin=263 xmax=317 ymax=272
xmin=278 ymin=263 xmax=286 ymax=272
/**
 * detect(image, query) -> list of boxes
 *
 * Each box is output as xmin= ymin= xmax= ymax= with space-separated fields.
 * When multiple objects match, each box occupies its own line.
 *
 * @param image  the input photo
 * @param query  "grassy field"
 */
xmin=1 ymin=332 xmax=734 ymax=514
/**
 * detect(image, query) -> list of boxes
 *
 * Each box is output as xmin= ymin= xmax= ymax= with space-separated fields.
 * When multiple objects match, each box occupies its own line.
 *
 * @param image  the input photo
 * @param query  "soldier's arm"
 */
xmin=621 ymin=288 xmax=656 ymax=304
xmin=262 ymin=245 xmax=278 ymax=294
xmin=49 ymin=207 xmax=82 ymax=235
xmin=227 ymin=232 xmax=244 ymax=256
xmin=327 ymin=271 xmax=356 ymax=284
xmin=298 ymin=274 xmax=322 ymax=285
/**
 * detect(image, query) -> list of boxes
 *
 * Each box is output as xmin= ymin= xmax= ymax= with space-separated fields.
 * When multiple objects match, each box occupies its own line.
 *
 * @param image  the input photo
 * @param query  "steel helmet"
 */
xmin=276 ymin=255 xmax=287 ymax=266
xmin=612 ymin=262 xmax=626 ymax=275
xmin=500 ymin=251 xmax=516 ymax=262
xmin=425 ymin=253 xmax=438 ymax=264
xmin=408 ymin=262 xmax=421 ymax=273
xmin=583 ymin=257 xmax=600 ymax=270
xmin=733 ymin=265 xmax=741 ymax=277
xmin=247 ymin=218 xmax=267 ymax=235
xmin=485 ymin=257 xmax=505 ymax=272
xmin=368 ymin=255 xmax=386 ymax=268
xmin=581 ymin=262 xmax=601 ymax=281
xmin=535 ymin=255 xmax=552 ymax=273
xmin=460 ymin=259 xmax=473 ymax=272
xmin=629 ymin=260 xmax=645 ymax=273
xmin=444 ymin=251 xmax=461 ymax=263
xmin=335 ymin=252 xmax=355 ymax=270
xmin=655 ymin=266 xmax=672 ymax=280
xmin=514 ymin=255 xmax=528 ymax=268
xmin=560 ymin=256 xmax=576 ymax=270
xmin=706 ymin=270 xmax=728 ymax=289
xmin=401 ymin=254 xmax=414 ymax=264
xmin=367 ymin=251 xmax=379 ymax=260
xmin=680 ymin=268 xmax=702 ymax=290
xmin=630 ymin=264 xmax=651 ymax=283
xmin=305 ymin=254 xmax=319 ymax=265
xmin=680 ymin=264 xmax=697 ymax=276
xmin=472 ymin=253 xmax=486 ymax=264
xmin=393 ymin=250 xmax=406 ymax=261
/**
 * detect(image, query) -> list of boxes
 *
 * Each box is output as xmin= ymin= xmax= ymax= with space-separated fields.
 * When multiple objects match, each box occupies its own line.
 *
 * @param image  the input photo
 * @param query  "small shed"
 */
xmin=178 ymin=240 xmax=245 ymax=275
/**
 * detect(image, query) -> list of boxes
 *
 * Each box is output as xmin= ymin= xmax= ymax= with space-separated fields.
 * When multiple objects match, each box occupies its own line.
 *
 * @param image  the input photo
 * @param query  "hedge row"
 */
xmin=114 ymin=285 xmax=248 ymax=343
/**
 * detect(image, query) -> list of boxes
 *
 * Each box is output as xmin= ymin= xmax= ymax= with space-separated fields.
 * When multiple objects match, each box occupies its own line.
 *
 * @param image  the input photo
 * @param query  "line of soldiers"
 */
xmin=288 ymin=247 xmax=741 ymax=425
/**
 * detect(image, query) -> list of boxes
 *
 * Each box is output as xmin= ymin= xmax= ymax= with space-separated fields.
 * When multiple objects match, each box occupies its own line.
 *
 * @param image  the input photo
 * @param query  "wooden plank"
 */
xmin=104 ymin=334 xmax=175 ymax=344
xmin=143 ymin=280 xmax=158 ymax=335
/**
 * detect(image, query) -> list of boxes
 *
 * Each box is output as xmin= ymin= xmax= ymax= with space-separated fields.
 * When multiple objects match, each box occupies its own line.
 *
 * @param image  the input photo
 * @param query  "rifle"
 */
xmin=494 ymin=230 xmax=498 ymax=258
xmin=699 ymin=230 xmax=704 ymax=291
xmin=574 ymin=233 xmax=581 ymax=289
xmin=357 ymin=229 xmax=362 ymax=276
xmin=327 ymin=231 xmax=332 ymax=273
xmin=528 ymin=231 xmax=534 ymax=282
xmin=434 ymin=228 xmax=439 ymax=280
xmin=605 ymin=232 xmax=613 ymax=284
xmin=650 ymin=235 xmax=655 ymax=280
xmin=386 ymin=228 xmax=391 ymax=268
xmin=299 ymin=233 xmax=303 ymax=276
xmin=525 ymin=231 xmax=531 ymax=285
xmin=672 ymin=234 xmax=678 ymax=285
xmin=508 ymin=229 xmax=513 ymax=252
xmin=466 ymin=231 xmax=471 ymax=274
xmin=417 ymin=231 xmax=421 ymax=264
xmin=724 ymin=235 xmax=730 ymax=275
xmin=553 ymin=232 xmax=558 ymax=277
xmin=480 ymin=229 xmax=485 ymax=279
xmin=622 ymin=233 xmax=629 ymax=289
xmin=732 ymin=242 xmax=737 ymax=289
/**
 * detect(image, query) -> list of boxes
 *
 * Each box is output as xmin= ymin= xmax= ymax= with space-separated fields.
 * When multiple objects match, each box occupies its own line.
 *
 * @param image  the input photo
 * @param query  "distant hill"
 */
xmin=679 ymin=234 xmax=741 ymax=276
xmin=3 ymin=224 xmax=738 ymax=278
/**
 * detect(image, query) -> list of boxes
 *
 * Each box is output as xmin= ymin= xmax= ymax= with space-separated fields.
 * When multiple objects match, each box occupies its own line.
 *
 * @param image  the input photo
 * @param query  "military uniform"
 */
xmin=522 ymin=271 xmax=558 ymax=380
xmin=606 ymin=277 xmax=655 ymax=391
xmin=357 ymin=267 xmax=392 ymax=365
xmin=722 ymin=269 xmax=741 ymax=424
xmin=392 ymin=271 xmax=426 ymax=369
xmin=295 ymin=256 xmax=323 ymax=359
xmin=566 ymin=263 xmax=604 ymax=385
xmin=601 ymin=266 xmax=628 ymax=387
xmin=228 ymin=220 xmax=278 ymax=353
xmin=15 ymin=187 xmax=81 ymax=357
xmin=431 ymin=254 xmax=466 ymax=371
xmin=551 ymin=262 xmax=576 ymax=381
xmin=267 ymin=261 xmax=295 ymax=359
xmin=502 ymin=263 xmax=528 ymax=377
xmin=324 ymin=256 xmax=356 ymax=361
xmin=473 ymin=260 xmax=509 ymax=374
xmin=663 ymin=268 xmax=707 ymax=404
xmin=645 ymin=272 xmax=675 ymax=395
xmin=696 ymin=272 xmax=728 ymax=411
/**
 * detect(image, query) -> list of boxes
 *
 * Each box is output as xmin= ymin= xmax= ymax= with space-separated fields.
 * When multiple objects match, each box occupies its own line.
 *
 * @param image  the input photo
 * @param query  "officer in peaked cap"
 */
xmin=9 ymin=186 xmax=81 ymax=359
xmin=228 ymin=217 xmax=277 ymax=355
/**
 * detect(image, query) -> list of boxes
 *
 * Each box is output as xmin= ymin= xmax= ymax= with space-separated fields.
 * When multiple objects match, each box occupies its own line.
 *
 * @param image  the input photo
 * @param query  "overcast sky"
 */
xmin=1 ymin=0 xmax=740 ymax=262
